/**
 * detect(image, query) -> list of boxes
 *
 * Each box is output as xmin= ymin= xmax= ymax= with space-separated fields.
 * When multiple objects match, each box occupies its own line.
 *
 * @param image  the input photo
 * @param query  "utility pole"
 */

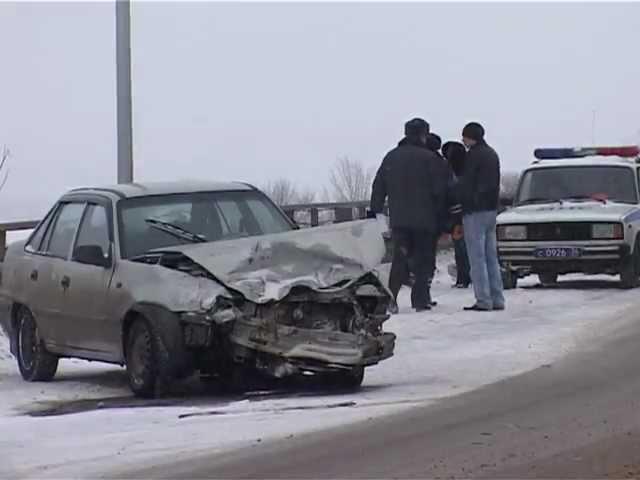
xmin=116 ymin=0 xmax=133 ymax=183
xmin=591 ymin=109 xmax=596 ymax=145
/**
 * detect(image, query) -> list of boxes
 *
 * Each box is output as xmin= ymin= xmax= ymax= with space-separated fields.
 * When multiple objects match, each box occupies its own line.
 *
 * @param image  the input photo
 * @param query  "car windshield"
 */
xmin=118 ymin=190 xmax=292 ymax=258
xmin=516 ymin=166 xmax=638 ymax=206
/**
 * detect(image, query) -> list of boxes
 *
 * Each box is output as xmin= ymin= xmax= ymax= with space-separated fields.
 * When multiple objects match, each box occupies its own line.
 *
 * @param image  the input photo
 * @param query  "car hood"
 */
xmin=158 ymin=219 xmax=389 ymax=304
xmin=498 ymin=201 xmax=636 ymax=224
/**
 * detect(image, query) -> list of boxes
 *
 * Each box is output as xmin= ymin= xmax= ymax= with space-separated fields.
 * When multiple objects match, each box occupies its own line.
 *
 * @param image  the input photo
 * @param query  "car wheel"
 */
xmin=538 ymin=272 xmax=558 ymax=287
xmin=16 ymin=307 xmax=58 ymax=382
xmin=620 ymin=238 xmax=640 ymax=289
xmin=125 ymin=319 xmax=169 ymax=398
xmin=502 ymin=268 xmax=517 ymax=290
xmin=329 ymin=366 xmax=365 ymax=390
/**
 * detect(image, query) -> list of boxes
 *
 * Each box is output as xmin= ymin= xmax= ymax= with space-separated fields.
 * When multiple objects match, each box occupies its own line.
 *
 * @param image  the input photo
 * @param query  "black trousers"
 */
xmin=454 ymin=237 xmax=471 ymax=285
xmin=389 ymin=228 xmax=437 ymax=309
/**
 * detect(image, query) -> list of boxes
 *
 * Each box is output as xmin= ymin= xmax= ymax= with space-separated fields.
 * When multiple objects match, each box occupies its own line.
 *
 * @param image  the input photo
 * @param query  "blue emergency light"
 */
xmin=534 ymin=146 xmax=640 ymax=160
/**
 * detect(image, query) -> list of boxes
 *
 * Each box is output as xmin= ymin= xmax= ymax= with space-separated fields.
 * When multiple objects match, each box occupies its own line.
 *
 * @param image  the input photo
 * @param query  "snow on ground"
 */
xmin=1 ymin=252 xmax=638 ymax=479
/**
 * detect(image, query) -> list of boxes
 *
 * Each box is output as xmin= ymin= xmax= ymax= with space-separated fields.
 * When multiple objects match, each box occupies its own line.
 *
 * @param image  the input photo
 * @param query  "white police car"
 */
xmin=497 ymin=146 xmax=640 ymax=289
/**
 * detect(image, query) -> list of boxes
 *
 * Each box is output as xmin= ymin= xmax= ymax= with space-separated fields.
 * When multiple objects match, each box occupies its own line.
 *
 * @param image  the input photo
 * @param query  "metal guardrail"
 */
xmin=0 ymin=197 xmax=513 ymax=261
xmin=0 ymin=220 xmax=39 ymax=260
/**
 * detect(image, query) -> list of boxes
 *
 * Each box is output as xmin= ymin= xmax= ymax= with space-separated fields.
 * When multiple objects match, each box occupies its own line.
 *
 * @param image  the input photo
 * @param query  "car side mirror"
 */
xmin=74 ymin=245 xmax=111 ymax=268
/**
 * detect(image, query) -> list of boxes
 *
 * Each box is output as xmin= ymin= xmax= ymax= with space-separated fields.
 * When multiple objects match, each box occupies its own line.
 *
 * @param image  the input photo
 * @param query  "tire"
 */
xmin=125 ymin=318 xmax=170 ymax=398
xmin=330 ymin=366 xmax=365 ymax=390
xmin=538 ymin=272 xmax=558 ymax=287
xmin=502 ymin=267 xmax=517 ymax=290
xmin=16 ymin=307 xmax=58 ymax=382
xmin=620 ymin=238 xmax=640 ymax=289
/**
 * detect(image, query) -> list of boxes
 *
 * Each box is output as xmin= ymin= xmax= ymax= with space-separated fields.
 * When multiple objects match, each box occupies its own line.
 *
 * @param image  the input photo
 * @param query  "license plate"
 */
xmin=534 ymin=247 xmax=582 ymax=258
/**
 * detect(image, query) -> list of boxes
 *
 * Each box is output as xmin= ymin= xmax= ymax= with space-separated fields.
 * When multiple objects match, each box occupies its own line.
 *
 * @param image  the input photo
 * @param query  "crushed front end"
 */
xmin=181 ymin=273 xmax=395 ymax=381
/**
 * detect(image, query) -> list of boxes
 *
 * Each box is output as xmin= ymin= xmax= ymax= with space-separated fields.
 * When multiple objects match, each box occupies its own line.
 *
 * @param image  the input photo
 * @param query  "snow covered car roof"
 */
xmin=67 ymin=180 xmax=254 ymax=199
xmin=527 ymin=157 xmax=638 ymax=170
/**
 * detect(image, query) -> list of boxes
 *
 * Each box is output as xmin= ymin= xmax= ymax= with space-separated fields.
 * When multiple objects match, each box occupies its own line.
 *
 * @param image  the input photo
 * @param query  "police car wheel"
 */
xmin=502 ymin=268 xmax=517 ymax=290
xmin=620 ymin=238 xmax=640 ymax=289
xmin=538 ymin=272 xmax=558 ymax=287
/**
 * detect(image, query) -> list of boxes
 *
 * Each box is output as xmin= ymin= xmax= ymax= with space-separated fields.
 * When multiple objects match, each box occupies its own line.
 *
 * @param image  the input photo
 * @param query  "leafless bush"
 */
xmin=501 ymin=171 xmax=520 ymax=199
xmin=0 ymin=146 xmax=9 ymax=193
xmin=295 ymin=188 xmax=316 ymax=204
xmin=262 ymin=178 xmax=316 ymax=206
xmin=262 ymin=178 xmax=299 ymax=206
xmin=327 ymin=156 xmax=375 ymax=202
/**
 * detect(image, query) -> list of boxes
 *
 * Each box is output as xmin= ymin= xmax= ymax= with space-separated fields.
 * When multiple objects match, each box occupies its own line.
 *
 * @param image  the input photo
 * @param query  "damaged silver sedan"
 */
xmin=0 ymin=181 xmax=395 ymax=397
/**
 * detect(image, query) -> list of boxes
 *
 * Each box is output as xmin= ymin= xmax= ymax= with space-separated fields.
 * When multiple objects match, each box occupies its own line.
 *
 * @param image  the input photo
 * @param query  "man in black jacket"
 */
xmin=459 ymin=122 xmax=505 ymax=311
xmin=370 ymin=118 xmax=449 ymax=312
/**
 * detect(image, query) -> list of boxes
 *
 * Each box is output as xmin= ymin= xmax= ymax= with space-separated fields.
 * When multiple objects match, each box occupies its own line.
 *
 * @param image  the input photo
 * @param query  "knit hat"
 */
xmin=426 ymin=133 xmax=442 ymax=152
xmin=462 ymin=122 xmax=485 ymax=142
xmin=404 ymin=118 xmax=430 ymax=137
xmin=442 ymin=141 xmax=466 ymax=160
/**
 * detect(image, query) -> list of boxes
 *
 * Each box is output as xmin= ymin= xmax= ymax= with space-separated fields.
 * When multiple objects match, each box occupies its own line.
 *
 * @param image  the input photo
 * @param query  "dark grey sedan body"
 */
xmin=0 ymin=181 xmax=395 ymax=397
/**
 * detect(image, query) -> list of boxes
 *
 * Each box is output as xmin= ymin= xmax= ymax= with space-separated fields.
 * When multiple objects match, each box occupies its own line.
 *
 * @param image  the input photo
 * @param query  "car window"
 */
xmin=45 ymin=203 xmax=86 ymax=259
xmin=247 ymin=197 xmax=293 ymax=235
xmin=25 ymin=205 xmax=58 ymax=253
xmin=118 ymin=191 xmax=292 ymax=258
xmin=74 ymin=204 xmax=111 ymax=259
xmin=216 ymin=199 xmax=246 ymax=237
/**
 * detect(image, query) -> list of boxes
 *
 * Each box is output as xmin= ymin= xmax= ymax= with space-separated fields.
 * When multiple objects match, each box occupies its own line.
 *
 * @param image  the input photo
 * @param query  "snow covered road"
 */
xmin=1 ymin=254 xmax=637 ymax=479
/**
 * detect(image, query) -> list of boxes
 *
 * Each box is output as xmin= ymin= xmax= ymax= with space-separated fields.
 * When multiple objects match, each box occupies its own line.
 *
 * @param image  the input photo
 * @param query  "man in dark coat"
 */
xmin=442 ymin=141 xmax=471 ymax=288
xmin=459 ymin=122 xmax=505 ymax=311
xmin=370 ymin=118 xmax=449 ymax=312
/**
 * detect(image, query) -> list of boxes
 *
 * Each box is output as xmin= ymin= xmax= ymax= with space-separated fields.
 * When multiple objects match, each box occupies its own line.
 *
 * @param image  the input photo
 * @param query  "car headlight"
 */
xmin=591 ymin=223 xmax=623 ymax=240
xmin=497 ymin=225 xmax=527 ymax=241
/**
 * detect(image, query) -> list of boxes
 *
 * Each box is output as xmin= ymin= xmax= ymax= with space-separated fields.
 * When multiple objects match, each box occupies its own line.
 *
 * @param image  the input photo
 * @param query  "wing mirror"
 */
xmin=74 ymin=245 xmax=111 ymax=268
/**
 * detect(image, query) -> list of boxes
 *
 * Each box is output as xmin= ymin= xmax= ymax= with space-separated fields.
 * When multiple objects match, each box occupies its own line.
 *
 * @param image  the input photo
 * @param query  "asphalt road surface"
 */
xmin=125 ymin=314 xmax=640 ymax=479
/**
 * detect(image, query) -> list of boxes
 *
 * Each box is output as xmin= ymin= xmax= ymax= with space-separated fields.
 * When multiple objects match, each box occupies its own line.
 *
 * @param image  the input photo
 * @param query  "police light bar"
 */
xmin=534 ymin=146 xmax=640 ymax=160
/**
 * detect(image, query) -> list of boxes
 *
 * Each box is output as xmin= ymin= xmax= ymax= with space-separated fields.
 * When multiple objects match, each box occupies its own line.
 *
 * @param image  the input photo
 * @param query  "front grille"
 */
xmin=527 ymin=222 xmax=592 ymax=241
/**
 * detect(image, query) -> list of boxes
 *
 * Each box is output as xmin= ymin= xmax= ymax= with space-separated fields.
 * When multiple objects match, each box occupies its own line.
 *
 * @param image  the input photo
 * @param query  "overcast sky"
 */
xmin=1 ymin=1 xmax=639 ymax=222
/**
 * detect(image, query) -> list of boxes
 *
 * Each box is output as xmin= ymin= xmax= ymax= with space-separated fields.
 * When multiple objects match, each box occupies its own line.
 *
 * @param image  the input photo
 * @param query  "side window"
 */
xmin=246 ymin=198 xmax=290 ymax=235
xmin=45 ymin=203 xmax=86 ymax=259
xmin=74 ymin=204 xmax=111 ymax=259
xmin=216 ymin=200 xmax=246 ymax=236
xmin=25 ymin=205 xmax=58 ymax=253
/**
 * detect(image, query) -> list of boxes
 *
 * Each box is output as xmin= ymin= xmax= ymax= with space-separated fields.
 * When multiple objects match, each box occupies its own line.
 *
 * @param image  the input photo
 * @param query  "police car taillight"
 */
xmin=534 ymin=146 xmax=640 ymax=160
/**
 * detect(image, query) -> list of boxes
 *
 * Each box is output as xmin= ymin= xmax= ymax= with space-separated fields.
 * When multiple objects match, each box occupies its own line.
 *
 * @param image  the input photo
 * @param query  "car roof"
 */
xmin=527 ymin=157 xmax=639 ymax=170
xmin=68 ymin=180 xmax=255 ymax=199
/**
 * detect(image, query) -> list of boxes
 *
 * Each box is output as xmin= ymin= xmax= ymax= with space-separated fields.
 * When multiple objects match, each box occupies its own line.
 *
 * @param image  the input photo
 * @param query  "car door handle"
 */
xmin=61 ymin=276 xmax=71 ymax=289
xmin=29 ymin=270 xmax=38 ymax=282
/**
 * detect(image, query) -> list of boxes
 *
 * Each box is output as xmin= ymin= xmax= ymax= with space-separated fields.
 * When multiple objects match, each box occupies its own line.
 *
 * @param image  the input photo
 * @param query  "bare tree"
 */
xmin=501 ymin=171 xmax=520 ymax=199
xmin=262 ymin=178 xmax=299 ymax=206
xmin=0 ymin=146 xmax=9 ymax=193
xmin=261 ymin=178 xmax=317 ymax=205
xmin=327 ymin=156 xmax=375 ymax=202
xmin=295 ymin=188 xmax=316 ymax=204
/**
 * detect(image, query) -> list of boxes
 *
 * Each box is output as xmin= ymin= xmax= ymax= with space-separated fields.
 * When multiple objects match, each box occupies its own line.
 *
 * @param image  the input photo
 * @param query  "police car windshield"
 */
xmin=516 ymin=166 xmax=638 ymax=206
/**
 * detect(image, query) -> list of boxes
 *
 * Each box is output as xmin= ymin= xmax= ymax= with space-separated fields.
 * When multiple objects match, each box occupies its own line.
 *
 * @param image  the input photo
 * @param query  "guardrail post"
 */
xmin=0 ymin=228 xmax=6 ymax=261
xmin=310 ymin=208 xmax=319 ymax=227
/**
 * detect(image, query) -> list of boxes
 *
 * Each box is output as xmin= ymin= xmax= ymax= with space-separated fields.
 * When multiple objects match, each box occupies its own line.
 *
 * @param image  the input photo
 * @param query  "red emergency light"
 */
xmin=534 ymin=146 xmax=640 ymax=160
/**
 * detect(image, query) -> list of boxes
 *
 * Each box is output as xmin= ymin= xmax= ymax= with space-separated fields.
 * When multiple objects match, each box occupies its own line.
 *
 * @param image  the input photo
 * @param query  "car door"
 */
xmin=56 ymin=201 xmax=118 ymax=360
xmin=15 ymin=205 xmax=60 ymax=346
xmin=35 ymin=201 xmax=87 ymax=351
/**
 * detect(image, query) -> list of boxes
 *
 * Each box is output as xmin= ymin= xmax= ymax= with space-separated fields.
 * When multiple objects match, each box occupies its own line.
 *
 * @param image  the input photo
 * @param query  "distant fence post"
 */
xmin=310 ymin=208 xmax=319 ymax=227
xmin=0 ymin=228 xmax=5 ymax=261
